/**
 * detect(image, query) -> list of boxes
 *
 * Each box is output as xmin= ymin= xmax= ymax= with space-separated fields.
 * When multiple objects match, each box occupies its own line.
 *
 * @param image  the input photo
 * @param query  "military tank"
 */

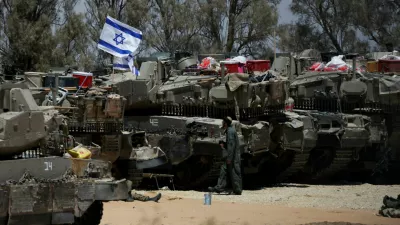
xmin=59 ymin=87 xmax=169 ymax=189
xmin=286 ymin=50 xmax=397 ymax=182
xmin=89 ymin=51 xmax=322 ymax=189
xmin=0 ymin=80 xmax=129 ymax=225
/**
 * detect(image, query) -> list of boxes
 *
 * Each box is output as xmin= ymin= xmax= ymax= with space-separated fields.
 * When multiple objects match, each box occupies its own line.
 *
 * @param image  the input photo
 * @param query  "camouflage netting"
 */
xmin=5 ymin=169 xmax=77 ymax=185
xmin=378 ymin=195 xmax=400 ymax=218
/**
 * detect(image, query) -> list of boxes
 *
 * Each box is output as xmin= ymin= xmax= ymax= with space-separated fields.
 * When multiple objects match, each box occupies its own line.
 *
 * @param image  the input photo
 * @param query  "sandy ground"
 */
xmin=100 ymin=184 xmax=400 ymax=225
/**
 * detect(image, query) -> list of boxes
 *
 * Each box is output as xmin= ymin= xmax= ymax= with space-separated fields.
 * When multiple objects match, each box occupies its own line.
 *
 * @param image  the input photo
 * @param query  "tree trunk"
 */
xmin=226 ymin=0 xmax=237 ymax=52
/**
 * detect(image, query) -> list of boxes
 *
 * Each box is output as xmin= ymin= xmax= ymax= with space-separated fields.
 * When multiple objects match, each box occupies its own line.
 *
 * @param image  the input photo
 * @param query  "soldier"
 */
xmin=208 ymin=116 xmax=242 ymax=195
xmin=125 ymin=180 xmax=162 ymax=202
xmin=126 ymin=191 xmax=162 ymax=202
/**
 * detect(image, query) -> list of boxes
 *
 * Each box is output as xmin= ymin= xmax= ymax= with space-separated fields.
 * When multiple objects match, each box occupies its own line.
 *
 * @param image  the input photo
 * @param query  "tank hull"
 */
xmin=0 ymin=157 xmax=129 ymax=225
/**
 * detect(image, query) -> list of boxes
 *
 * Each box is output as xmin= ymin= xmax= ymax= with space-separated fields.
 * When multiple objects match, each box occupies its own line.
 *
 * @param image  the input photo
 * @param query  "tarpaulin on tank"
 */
xmin=289 ymin=72 xmax=340 ymax=86
xmin=130 ymin=146 xmax=168 ymax=169
xmin=224 ymin=73 xmax=249 ymax=92
xmin=240 ymin=122 xmax=270 ymax=152
xmin=224 ymin=73 xmax=283 ymax=92
xmin=283 ymin=112 xmax=305 ymax=149
xmin=378 ymin=75 xmax=400 ymax=94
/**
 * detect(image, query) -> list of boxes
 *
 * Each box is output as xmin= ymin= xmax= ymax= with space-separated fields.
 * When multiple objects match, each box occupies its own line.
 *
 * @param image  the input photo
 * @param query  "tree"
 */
xmin=196 ymin=0 xmax=226 ymax=52
xmin=145 ymin=0 xmax=201 ymax=52
xmin=278 ymin=22 xmax=331 ymax=53
xmin=52 ymin=0 xmax=94 ymax=70
xmin=197 ymin=0 xmax=280 ymax=54
xmin=290 ymin=0 xmax=361 ymax=53
xmin=353 ymin=0 xmax=400 ymax=50
xmin=0 ymin=0 xmax=60 ymax=71
xmin=0 ymin=0 xmax=94 ymax=71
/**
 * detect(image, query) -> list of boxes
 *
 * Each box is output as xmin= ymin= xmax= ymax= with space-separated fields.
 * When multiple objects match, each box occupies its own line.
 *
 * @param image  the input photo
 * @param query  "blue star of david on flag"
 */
xmin=113 ymin=54 xmax=140 ymax=76
xmin=113 ymin=33 xmax=125 ymax=45
xmin=97 ymin=15 xmax=142 ymax=58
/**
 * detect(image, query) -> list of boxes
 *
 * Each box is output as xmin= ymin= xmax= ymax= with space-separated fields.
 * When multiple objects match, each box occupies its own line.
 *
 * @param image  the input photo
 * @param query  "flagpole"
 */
xmin=274 ymin=28 xmax=276 ymax=61
xmin=112 ymin=55 xmax=115 ymax=82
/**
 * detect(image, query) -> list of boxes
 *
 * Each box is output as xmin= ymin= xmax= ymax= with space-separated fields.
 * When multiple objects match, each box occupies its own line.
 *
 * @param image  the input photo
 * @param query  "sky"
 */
xmin=278 ymin=0 xmax=296 ymax=24
xmin=75 ymin=0 xmax=296 ymax=24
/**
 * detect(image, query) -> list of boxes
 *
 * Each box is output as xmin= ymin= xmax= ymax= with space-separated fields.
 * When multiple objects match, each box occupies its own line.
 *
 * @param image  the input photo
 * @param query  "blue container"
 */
xmin=204 ymin=192 xmax=212 ymax=205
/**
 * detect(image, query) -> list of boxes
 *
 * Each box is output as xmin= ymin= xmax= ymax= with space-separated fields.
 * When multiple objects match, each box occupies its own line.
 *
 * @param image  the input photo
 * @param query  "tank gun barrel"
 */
xmin=347 ymin=53 xmax=359 ymax=80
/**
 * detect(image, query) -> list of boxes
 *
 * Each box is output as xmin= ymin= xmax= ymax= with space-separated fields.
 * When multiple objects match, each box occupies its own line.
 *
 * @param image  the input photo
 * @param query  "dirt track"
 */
xmin=100 ymin=184 xmax=400 ymax=225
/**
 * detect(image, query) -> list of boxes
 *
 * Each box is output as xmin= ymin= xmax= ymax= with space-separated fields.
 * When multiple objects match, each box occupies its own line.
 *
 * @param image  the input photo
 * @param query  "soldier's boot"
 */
xmin=383 ymin=195 xmax=400 ymax=208
xmin=147 ymin=193 xmax=162 ymax=202
xmin=126 ymin=195 xmax=135 ymax=202
xmin=125 ymin=180 xmax=134 ymax=202
xmin=208 ymin=187 xmax=222 ymax=194
xmin=226 ymin=189 xmax=241 ymax=195
xmin=125 ymin=192 xmax=135 ymax=202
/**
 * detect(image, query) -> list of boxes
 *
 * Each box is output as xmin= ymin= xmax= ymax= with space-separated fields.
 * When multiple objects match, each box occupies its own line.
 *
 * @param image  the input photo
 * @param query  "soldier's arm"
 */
xmin=226 ymin=129 xmax=236 ymax=162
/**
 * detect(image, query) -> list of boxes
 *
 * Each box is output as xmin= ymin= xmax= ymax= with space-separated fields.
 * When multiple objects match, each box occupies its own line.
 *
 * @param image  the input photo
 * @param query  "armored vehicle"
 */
xmin=13 ymin=70 xmax=170 ymax=189
xmin=61 ymin=87 xmax=169 ymax=189
xmin=0 ymin=81 xmax=129 ymax=224
xmin=124 ymin=114 xmax=313 ymax=189
xmin=285 ymin=49 xmax=398 ymax=182
xmin=92 ymin=51 xmax=318 ymax=189
xmin=275 ymin=111 xmax=318 ymax=182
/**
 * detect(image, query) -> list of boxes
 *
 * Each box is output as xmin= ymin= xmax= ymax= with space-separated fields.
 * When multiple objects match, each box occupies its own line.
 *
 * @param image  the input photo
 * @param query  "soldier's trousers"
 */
xmin=214 ymin=161 xmax=242 ymax=194
xmin=131 ymin=192 xmax=150 ymax=201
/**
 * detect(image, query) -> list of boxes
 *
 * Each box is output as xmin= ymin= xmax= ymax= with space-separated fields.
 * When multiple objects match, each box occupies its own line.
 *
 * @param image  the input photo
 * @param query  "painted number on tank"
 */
xmin=44 ymin=161 xmax=53 ymax=171
xmin=150 ymin=118 xmax=159 ymax=126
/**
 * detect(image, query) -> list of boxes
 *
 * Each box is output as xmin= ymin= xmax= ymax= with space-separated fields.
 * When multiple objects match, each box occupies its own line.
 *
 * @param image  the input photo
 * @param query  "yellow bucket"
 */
xmin=367 ymin=61 xmax=378 ymax=72
xmin=67 ymin=146 xmax=92 ymax=159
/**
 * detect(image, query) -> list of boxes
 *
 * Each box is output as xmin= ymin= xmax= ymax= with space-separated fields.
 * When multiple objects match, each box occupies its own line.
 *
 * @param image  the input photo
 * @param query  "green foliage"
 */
xmin=289 ymin=0 xmax=360 ymax=53
xmin=0 ymin=0 xmax=94 ymax=71
xmin=281 ymin=0 xmax=400 ymax=53
xmin=353 ymin=0 xmax=400 ymax=50
xmin=0 ymin=0 xmax=59 ymax=70
xmin=196 ymin=0 xmax=280 ymax=53
xmin=1 ymin=0 xmax=399 ymax=71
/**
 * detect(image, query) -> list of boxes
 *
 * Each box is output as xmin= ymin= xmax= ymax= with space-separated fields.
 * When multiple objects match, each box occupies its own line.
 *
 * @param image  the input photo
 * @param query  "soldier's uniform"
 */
xmin=125 ymin=180 xmax=162 ymax=202
xmin=127 ymin=191 xmax=162 ymax=202
xmin=131 ymin=192 xmax=151 ymax=201
xmin=209 ymin=117 xmax=242 ymax=195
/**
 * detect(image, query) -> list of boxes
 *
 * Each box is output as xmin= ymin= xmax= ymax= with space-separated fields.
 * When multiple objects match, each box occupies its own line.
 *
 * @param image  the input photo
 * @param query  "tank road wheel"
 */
xmin=174 ymin=156 xmax=222 ymax=190
xmin=307 ymin=147 xmax=336 ymax=180
xmin=73 ymin=201 xmax=103 ymax=225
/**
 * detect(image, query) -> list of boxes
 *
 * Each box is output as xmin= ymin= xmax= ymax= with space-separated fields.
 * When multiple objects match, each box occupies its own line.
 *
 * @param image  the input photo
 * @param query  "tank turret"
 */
xmin=0 ymin=79 xmax=130 ymax=224
xmin=0 ymin=81 xmax=66 ymax=157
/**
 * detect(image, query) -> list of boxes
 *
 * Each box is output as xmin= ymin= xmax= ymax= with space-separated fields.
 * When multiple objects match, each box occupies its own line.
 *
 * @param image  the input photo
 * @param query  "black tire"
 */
xmin=73 ymin=201 xmax=103 ymax=225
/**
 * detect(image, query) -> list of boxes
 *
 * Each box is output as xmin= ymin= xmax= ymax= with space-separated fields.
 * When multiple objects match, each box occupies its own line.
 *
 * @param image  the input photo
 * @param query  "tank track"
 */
xmin=127 ymin=168 xmax=143 ymax=188
xmin=175 ymin=158 xmax=224 ymax=190
xmin=277 ymin=149 xmax=311 ymax=182
xmin=312 ymin=148 xmax=354 ymax=180
xmin=191 ymin=160 xmax=224 ymax=188
xmin=102 ymin=135 xmax=120 ymax=152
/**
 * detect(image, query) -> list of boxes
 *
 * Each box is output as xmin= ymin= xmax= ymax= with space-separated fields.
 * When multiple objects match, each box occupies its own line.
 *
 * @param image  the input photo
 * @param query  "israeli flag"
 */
xmin=113 ymin=54 xmax=140 ymax=76
xmin=98 ymin=16 xmax=143 ymax=58
xmin=132 ymin=66 xmax=140 ymax=76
